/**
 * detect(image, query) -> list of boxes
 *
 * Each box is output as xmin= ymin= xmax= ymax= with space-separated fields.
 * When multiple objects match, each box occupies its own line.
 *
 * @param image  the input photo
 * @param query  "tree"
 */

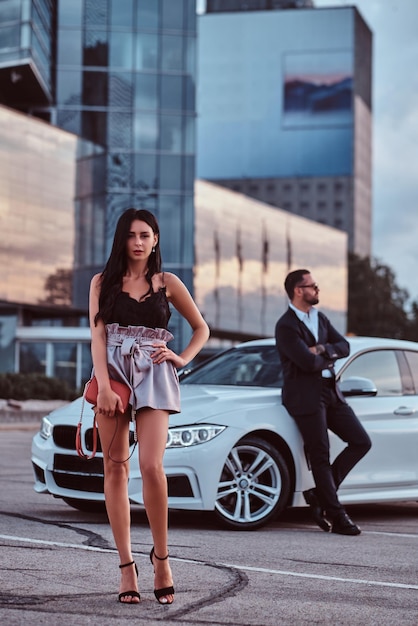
xmin=405 ymin=300 xmax=418 ymax=342
xmin=347 ymin=254 xmax=409 ymax=339
xmin=39 ymin=269 xmax=73 ymax=307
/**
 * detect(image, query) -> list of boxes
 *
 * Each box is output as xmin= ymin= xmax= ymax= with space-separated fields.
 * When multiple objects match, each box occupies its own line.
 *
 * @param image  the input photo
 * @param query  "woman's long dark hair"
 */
xmin=94 ymin=208 xmax=162 ymax=325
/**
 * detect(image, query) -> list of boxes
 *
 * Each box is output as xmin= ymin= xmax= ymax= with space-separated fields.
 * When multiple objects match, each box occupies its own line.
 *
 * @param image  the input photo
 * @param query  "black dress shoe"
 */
xmin=331 ymin=511 xmax=361 ymax=536
xmin=303 ymin=489 xmax=331 ymax=532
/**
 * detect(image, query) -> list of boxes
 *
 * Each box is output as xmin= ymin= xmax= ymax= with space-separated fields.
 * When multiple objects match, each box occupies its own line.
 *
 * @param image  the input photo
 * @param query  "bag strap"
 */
xmin=76 ymin=381 xmax=98 ymax=460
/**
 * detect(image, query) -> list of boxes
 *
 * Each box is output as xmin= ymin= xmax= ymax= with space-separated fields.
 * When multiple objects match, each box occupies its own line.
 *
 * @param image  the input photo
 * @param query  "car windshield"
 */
xmin=180 ymin=345 xmax=283 ymax=388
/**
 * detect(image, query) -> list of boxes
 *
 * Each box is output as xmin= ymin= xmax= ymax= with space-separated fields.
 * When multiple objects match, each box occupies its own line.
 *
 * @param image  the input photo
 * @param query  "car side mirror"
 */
xmin=339 ymin=376 xmax=377 ymax=397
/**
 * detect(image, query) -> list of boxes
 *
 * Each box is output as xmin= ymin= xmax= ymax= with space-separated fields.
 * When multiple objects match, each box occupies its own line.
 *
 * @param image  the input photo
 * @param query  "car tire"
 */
xmin=62 ymin=497 xmax=106 ymax=513
xmin=214 ymin=436 xmax=291 ymax=530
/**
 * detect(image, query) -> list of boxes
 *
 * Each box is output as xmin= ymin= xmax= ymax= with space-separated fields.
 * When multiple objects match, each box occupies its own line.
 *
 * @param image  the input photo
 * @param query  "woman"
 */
xmin=89 ymin=208 xmax=210 ymax=605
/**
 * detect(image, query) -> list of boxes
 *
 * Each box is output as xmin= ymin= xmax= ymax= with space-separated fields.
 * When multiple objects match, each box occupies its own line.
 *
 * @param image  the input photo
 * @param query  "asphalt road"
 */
xmin=1 ymin=427 xmax=417 ymax=626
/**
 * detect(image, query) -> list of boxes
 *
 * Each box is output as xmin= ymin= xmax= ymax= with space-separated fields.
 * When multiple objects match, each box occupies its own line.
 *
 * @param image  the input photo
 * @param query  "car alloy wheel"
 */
xmin=214 ymin=436 xmax=291 ymax=530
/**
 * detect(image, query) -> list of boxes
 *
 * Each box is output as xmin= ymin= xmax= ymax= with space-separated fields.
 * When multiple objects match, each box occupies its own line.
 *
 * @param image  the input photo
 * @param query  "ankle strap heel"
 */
xmin=149 ymin=547 xmax=175 ymax=605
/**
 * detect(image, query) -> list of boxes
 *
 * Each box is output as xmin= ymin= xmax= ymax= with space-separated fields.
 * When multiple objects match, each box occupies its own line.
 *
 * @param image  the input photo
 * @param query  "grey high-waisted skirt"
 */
xmin=105 ymin=323 xmax=180 ymax=414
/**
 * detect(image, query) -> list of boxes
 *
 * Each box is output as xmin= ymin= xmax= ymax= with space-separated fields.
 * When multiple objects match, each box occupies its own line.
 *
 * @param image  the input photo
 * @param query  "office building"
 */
xmin=0 ymin=2 xmax=348 ymax=385
xmin=0 ymin=104 xmax=98 ymax=388
xmin=194 ymin=180 xmax=347 ymax=344
xmin=0 ymin=0 xmax=198 ymax=350
xmin=197 ymin=4 xmax=372 ymax=256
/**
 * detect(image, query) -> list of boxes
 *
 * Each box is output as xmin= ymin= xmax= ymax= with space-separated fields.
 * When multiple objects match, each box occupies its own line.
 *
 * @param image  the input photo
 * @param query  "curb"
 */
xmin=0 ymin=422 xmax=40 ymax=431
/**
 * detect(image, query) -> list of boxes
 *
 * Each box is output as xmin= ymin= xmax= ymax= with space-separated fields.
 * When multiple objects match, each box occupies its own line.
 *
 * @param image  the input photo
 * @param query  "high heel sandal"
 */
xmin=118 ymin=560 xmax=140 ymax=603
xmin=149 ymin=547 xmax=175 ymax=605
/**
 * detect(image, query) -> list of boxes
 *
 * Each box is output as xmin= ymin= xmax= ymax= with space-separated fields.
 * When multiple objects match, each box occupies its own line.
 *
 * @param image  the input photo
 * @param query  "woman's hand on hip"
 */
xmin=152 ymin=344 xmax=186 ymax=369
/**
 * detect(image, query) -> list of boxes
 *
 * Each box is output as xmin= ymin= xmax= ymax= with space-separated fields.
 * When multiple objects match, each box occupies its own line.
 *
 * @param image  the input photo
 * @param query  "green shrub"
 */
xmin=0 ymin=373 xmax=77 ymax=401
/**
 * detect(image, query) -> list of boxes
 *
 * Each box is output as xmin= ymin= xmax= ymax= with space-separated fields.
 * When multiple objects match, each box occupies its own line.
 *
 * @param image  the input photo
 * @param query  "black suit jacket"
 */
xmin=275 ymin=307 xmax=349 ymax=416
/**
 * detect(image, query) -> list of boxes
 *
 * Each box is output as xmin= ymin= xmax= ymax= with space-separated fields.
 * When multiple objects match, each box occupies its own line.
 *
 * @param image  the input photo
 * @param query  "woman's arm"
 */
xmin=156 ymin=272 xmax=210 ymax=369
xmin=89 ymin=274 xmax=124 ymax=414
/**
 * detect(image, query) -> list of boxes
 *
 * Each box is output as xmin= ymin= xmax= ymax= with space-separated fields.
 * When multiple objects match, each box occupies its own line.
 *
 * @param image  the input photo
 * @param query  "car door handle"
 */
xmin=394 ymin=406 xmax=416 ymax=415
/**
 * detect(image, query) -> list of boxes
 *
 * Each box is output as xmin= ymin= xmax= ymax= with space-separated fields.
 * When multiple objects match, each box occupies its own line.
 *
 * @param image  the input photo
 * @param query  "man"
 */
xmin=275 ymin=269 xmax=371 ymax=535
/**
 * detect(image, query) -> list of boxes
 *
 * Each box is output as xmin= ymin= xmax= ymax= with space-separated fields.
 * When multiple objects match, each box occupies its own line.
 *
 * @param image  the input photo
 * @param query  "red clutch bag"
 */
xmin=83 ymin=376 xmax=131 ymax=412
xmin=76 ymin=377 xmax=132 ymax=460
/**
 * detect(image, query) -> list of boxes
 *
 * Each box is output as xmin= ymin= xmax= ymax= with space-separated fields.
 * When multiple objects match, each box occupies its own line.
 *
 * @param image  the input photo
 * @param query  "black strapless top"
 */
xmin=108 ymin=288 xmax=171 ymax=329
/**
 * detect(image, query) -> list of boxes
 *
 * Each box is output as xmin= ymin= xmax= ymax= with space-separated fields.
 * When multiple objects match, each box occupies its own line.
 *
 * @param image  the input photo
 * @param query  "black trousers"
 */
xmin=293 ymin=379 xmax=372 ymax=518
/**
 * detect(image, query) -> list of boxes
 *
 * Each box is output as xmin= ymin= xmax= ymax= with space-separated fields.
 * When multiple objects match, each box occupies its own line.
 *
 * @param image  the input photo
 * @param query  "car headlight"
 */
xmin=166 ymin=425 xmax=225 ymax=448
xmin=40 ymin=417 xmax=53 ymax=440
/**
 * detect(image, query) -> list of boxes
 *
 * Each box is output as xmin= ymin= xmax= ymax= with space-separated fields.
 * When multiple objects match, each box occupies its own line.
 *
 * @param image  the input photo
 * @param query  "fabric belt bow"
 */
xmin=120 ymin=337 xmax=166 ymax=389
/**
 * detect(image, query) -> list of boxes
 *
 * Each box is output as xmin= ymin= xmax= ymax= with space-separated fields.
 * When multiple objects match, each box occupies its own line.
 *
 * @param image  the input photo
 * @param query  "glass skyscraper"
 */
xmin=197 ymin=5 xmax=372 ymax=257
xmin=0 ymin=0 xmax=198 ymax=350
xmin=0 ymin=0 xmax=55 ymax=110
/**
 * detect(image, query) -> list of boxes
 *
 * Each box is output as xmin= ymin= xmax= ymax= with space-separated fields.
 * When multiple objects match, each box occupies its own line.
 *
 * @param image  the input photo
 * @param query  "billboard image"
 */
xmin=283 ymin=50 xmax=353 ymax=128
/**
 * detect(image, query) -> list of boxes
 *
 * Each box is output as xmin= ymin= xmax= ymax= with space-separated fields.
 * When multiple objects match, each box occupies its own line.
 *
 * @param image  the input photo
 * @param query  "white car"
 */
xmin=32 ymin=336 xmax=418 ymax=530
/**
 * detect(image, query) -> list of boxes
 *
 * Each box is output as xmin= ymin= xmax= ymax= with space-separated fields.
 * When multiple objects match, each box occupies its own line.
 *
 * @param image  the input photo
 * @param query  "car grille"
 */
xmin=53 ymin=425 xmax=78 ymax=450
xmin=51 ymin=456 xmax=193 ymax=498
xmin=53 ymin=425 xmax=134 ymax=451
xmin=53 ymin=453 xmax=104 ymax=493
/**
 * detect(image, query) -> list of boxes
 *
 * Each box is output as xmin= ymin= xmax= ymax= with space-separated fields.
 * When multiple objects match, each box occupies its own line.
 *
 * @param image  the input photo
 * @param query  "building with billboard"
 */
xmin=197 ymin=3 xmax=372 ymax=257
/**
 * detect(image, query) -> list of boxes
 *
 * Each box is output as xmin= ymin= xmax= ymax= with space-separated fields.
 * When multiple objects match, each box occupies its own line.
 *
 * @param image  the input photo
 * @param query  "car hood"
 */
xmin=40 ymin=385 xmax=281 ymax=428
xmin=170 ymin=384 xmax=281 ymax=426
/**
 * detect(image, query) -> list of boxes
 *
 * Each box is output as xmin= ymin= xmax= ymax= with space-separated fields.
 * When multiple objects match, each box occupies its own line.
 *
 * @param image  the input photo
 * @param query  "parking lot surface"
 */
xmin=1 ymin=427 xmax=417 ymax=625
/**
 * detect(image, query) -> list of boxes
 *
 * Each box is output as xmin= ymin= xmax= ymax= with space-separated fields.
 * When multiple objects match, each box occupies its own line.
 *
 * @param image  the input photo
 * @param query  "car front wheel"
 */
xmin=214 ymin=436 xmax=291 ymax=530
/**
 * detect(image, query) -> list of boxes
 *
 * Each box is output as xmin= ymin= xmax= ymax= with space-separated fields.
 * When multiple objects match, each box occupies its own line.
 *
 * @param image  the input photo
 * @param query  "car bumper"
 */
xmin=31 ymin=423 xmax=251 ymax=511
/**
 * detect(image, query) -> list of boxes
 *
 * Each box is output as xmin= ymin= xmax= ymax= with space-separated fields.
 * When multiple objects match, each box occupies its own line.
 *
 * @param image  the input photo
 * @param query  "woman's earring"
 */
xmin=152 ymin=247 xmax=155 ymax=253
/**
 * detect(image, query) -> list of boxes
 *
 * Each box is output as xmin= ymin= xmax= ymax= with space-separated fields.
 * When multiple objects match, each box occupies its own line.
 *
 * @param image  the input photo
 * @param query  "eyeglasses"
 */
xmin=298 ymin=283 xmax=319 ymax=291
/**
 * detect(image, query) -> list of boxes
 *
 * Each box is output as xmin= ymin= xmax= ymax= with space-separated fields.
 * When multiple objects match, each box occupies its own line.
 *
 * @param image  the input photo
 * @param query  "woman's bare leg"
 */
xmin=97 ymin=411 xmax=139 ymax=603
xmin=137 ymin=408 xmax=174 ymax=603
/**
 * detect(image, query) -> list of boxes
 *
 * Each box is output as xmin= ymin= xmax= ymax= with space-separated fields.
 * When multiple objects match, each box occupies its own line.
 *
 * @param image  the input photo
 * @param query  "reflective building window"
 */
xmin=110 ymin=0 xmax=134 ymax=28
xmin=135 ymin=33 xmax=158 ymax=70
xmin=160 ymin=114 xmax=182 ymax=152
xmin=134 ymin=154 xmax=158 ymax=190
xmin=20 ymin=343 xmax=46 ymax=375
xmin=162 ymin=34 xmax=184 ymax=71
xmin=162 ymin=0 xmax=184 ymax=30
xmin=83 ymin=30 xmax=108 ymax=66
xmin=161 ymin=75 xmax=183 ymax=111
xmin=110 ymin=31 xmax=133 ymax=68
xmin=137 ymin=0 xmax=160 ymax=30
xmin=134 ymin=113 xmax=158 ymax=151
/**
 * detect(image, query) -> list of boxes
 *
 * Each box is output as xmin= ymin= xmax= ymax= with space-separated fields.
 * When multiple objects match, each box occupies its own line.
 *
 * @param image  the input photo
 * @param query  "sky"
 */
xmin=197 ymin=0 xmax=418 ymax=304
xmin=315 ymin=0 xmax=418 ymax=304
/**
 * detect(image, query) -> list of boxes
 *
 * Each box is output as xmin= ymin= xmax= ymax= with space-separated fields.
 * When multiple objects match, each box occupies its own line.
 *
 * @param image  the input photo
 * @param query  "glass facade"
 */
xmin=194 ymin=180 xmax=348 ymax=342
xmin=50 ymin=0 xmax=197 ymax=351
xmin=0 ymin=105 xmax=101 ymax=384
xmin=16 ymin=327 xmax=93 ymax=389
xmin=0 ymin=105 xmax=102 ymax=308
xmin=0 ymin=1 xmax=199 ymax=360
xmin=0 ymin=0 xmax=55 ymax=107
xmin=197 ymin=9 xmax=356 ymax=179
xmin=197 ymin=7 xmax=372 ymax=257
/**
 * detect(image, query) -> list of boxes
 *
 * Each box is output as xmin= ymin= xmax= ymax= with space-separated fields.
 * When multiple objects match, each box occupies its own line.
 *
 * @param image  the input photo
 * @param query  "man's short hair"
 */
xmin=284 ymin=269 xmax=310 ymax=300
